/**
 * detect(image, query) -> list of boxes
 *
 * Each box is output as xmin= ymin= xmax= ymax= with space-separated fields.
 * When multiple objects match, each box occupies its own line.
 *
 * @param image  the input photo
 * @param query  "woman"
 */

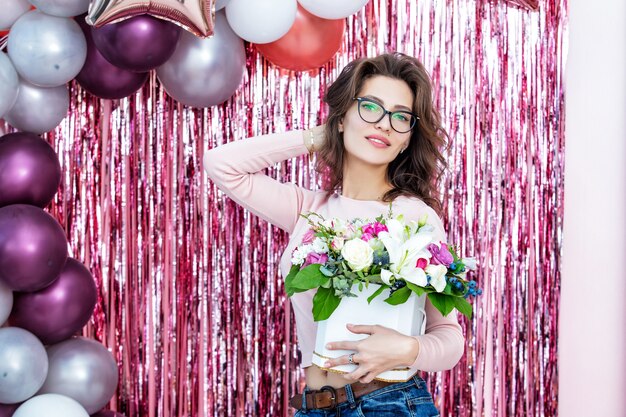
xmin=204 ymin=53 xmax=465 ymax=416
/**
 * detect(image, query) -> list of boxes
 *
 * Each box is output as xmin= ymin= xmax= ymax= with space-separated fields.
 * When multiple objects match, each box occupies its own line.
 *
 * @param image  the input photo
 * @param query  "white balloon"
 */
xmin=27 ymin=0 xmax=91 ymax=17
xmin=0 ymin=0 xmax=31 ymax=31
xmin=226 ymin=0 xmax=297 ymax=44
xmin=14 ymin=394 xmax=89 ymax=417
xmin=4 ymin=79 xmax=69 ymax=134
xmin=298 ymin=0 xmax=369 ymax=19
xmin=7 ymin=11 xmax=87 ymax=87
xmin=215 ymin=0 xmax=230 ymax=10
xmin=0 ymin=53 xmax=19 ymax=118
xmin=0 ymin=281 xmax=13 ymax=326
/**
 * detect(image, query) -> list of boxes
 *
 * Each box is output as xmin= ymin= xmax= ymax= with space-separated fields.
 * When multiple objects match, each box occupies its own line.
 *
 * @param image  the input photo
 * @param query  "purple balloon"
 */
xmin=0 ymin=133 xmax=61 ymax=208
xmin=0 ymin=403 xmax=19 ymax=417
xmin=91 ymin=15 xmax=181 ymax=72
xmin=74 ymin=16 xmax=148 ymax=99
xmin=0 ymin=204 xmax=68 ymax=292
xmin=91 ymin=411 xmax=126 ymax=417
xmin=9 ymin=258 xmax=96 ymax=345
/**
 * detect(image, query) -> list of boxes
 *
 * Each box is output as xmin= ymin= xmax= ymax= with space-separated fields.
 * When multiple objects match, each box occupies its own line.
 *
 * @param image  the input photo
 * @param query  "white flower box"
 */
xmin=311 ymin=283 xmax=427 ymax=382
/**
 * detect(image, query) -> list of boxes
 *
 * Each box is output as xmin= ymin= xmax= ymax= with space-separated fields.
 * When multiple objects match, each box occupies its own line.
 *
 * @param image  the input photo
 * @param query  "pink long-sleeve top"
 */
xmin=203 ymin=130 xmax=465 ymax=372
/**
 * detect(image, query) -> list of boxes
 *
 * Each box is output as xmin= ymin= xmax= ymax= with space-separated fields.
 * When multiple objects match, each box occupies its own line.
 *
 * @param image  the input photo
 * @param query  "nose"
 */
xmin=374 ymin=113 xmax=392 ymax=132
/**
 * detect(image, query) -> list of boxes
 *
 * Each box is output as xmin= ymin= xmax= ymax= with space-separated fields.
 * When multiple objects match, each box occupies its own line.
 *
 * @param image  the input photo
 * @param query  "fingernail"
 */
xmin=326 ymin=343 xmax=331 ymax=349
xmin=324 ymin=361 xmax=330 ymax=367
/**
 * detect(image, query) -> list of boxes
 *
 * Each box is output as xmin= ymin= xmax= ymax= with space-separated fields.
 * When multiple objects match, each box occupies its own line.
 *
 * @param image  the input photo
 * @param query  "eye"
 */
xmin=392 ymin=112 xmax=410 ymax=122
xmin=361 ymin=101 xmax=381 ymax=112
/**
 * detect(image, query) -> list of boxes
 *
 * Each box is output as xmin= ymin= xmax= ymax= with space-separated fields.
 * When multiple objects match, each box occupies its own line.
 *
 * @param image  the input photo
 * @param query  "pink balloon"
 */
xmin=9 ymin=258 xmax=97 ymax=345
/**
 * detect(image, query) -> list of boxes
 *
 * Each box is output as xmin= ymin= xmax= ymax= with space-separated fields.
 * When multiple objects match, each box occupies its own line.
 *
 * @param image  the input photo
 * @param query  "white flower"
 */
xmin=425 ymin=264 xmax=447 ymax=292
xmin=462 ymin=257 xmax=478 ymax=271
xmin=331 ymin=236 xmax=344 ymax=251
xmin=379 ymin=218 xmax=433 ymax=286
xmin=312 ymin=237 xmax=329 ymax=254
xmin=291 ymin=244 xmax=313 ymax=265
xmin=341 ymin=238 xmax=374 ymax=271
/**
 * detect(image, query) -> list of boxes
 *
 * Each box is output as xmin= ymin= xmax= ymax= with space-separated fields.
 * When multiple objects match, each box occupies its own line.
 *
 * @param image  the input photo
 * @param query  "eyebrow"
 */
xmin=361 ymin=95 xmax=413 ymax=112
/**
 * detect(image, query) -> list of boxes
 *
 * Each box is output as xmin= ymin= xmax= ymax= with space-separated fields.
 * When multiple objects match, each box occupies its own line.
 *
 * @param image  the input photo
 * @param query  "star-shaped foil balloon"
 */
xmin=87 ymin=0 xmax=214 ymax=37
xmin=502 ymin=0 xmax=539 ymax=10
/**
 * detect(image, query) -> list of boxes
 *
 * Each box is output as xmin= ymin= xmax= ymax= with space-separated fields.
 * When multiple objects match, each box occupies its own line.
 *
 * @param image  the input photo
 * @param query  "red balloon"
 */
xmin=256 ymin=5 xmax=345 ymax=72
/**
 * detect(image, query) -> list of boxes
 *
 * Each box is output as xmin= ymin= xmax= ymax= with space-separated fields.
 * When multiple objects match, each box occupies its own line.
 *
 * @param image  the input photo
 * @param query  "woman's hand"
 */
xmin=323 ymin=323 xmax=420 ymax=384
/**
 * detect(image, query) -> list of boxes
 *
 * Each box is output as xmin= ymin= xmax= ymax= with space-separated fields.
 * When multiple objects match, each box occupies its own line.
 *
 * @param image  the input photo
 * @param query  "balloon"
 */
xmin=502 ymin=0 xmax=539 ymax=9
xmin=0 ymin=0 xmax=30 ymax=31
xmin=225 ymin=0 xmax=297 ymax=44
xmin=86 ymin=0 xmax=214 ymax=38
xmin=256 ymin=5 xmax=344 ymax=71
xmin=0 ymin=328 xmax=48 ymax=404
xmin=0 ymin=281 xmax=12 ymax=326
xmin=91 ymin=15 xmax=180 ymax=73
xmin=13 ymin=394 xmax=88 ymax=417
xmin=91 ymin=411 xmax=126 ymax=417
xmin=3 ymin=78 xmax=69 ymax=134
xmin=0 ymin=204 xmax=68 ymax=292
xmin=297 ymin=0 xmax=368 ymax=19
xmin=39 ymin=337 xmax=118 ymax=415
xmin=0 ymin=132 xmax=61 ymax=208
xmin=156 ymin=11 xmax=245 ymax=108
xmin=215 ymin=0 xmax=229 ymax=10
xmin=0 ymin=53 xmax=18 ymax=118
xmin=0 ymin=403 xmax=19 ymax=417
xmin=9 ymin=258 xmax=96 ymax=345
xmin=74 ymin=16 xmax=148 ymax=99
xmin=7 ymin=11 xmax=87 ymax=87
xmin=28 ymin=0 xmax=90 ymax=17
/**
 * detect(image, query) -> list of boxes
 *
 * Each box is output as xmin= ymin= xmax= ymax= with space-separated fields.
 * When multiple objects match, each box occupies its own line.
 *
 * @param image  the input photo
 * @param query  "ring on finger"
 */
xmin=348 ymin=353 xmax=358 ymax=365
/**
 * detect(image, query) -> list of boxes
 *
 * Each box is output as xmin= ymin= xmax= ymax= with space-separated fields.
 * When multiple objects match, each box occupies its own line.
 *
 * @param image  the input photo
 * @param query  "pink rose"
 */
xmin=428 ymin=242 xmax=454 ymax=266
xmin=362 ymin=222 xmax=388 ymax=236
xmin=415 ymin=258 xmax=429 ymax=269
xmin=361 ymin=232 xmax=374 ymax=242
xmin=301 ymin=228 xmax=316 ymax=244
xmin=373 ymin=222 xmax=388 ymax=234
xmin=303 ymin=252 xmax=329 ymax=268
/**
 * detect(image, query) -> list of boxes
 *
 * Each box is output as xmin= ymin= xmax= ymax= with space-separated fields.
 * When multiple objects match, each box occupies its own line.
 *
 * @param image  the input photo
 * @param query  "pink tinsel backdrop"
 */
xmin=7 ymin=0 xmax=567 ymax=416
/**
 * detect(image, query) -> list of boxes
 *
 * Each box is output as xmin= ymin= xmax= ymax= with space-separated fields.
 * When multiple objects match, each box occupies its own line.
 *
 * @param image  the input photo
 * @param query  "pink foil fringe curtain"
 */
xmin=2 ymin=0 xmax=567 ymax=416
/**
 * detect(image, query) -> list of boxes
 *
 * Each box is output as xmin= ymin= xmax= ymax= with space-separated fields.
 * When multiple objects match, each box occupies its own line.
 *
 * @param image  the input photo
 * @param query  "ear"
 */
xmin=338 ymin=120 xmax=344 ymax=132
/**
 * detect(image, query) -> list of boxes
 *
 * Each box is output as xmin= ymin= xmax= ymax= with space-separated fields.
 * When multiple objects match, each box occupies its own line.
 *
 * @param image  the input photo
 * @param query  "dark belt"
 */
xmin=289 ymin=380 xmax=395 ymax=410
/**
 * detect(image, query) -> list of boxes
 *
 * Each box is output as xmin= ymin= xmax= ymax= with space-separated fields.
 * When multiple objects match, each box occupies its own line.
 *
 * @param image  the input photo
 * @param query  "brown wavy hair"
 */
xmin=316 ymin=52 xmax=449 ymax=213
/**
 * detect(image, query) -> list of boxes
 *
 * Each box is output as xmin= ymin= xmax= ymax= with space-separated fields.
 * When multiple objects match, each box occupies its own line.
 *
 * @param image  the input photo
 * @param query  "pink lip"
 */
xmin=365 ymin=135 xmax=391 ymax=146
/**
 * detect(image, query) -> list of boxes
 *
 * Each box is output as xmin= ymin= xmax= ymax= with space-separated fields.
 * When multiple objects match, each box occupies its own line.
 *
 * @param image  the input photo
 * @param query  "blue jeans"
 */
xmin=294 ymin=375 xmax=440 ymax=417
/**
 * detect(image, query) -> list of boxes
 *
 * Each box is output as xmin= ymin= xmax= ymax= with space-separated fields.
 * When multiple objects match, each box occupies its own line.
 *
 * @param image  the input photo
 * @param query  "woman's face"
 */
xmin=340 ymin=75 xmax=414 ymax=169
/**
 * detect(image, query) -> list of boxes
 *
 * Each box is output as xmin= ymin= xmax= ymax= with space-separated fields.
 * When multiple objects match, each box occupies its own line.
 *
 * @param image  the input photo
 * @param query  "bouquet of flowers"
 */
xmin=285 ymin=210 xmax=481 ymax=322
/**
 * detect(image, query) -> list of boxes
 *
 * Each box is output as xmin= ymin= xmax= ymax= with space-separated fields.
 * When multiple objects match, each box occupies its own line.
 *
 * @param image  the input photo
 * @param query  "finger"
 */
xmin=324 ymin=353 xmax=357 ymax=368
xmin=343 ymin=367 xmax=369 ymax=382
xmin=326 ymin=341 xmax=358 ymax=351
xmin=346 ymin=323 xmax=379 ymax=334
xmin=359 ymin=373 xmax=376 ymax=384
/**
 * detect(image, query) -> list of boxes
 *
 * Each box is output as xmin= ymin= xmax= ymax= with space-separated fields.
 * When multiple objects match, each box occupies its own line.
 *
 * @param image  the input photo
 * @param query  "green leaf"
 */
xmin=312 ymin=287 xmax=341 ymax=321
xmin=427 ymin=293 xmax=456 ymax=316
xmin=454 ymin=297 xmax=473 ymax=319
xmin=385 ymin=286 xmax=411 ymax=305
xmin=290 ymin=264 xmax=328 ymax=290
xmin=405 ymin=282 xmax=426 ymax=296
xmin=367 ymin=285 xmax=386 ymax=304
xmin=285 ymin=265 xmax=307 ymax=296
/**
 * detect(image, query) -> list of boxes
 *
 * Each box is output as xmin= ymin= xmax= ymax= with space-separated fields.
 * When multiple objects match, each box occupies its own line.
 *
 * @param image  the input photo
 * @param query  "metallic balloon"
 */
xmin=13 ymin=394 xmax=88 ymax=417
xmin=7 ymin=11 xmax=87 ymax=87
xmin=38 ymin=337 xmax=119 ymax=415
xmin=225 ymin=0 xmax=297 ymax=43
xmin=256 ymin=5 xmax=345 ymax=71
xmin=0 ymin=0 xmax=30 ymax=31
xmin=0 ymin=54 xmax=18 ymax=118
xmin=3 ymin=79 xmax=69 ymax=134
xmin=86 ymin=0 xmax=214 ymax=38
xmin=74 ymin=16 xmax=148 ymax=99
xmin=28 ymin=0 xmax=91 ymax=18
xmin=91 ymin=15 xmax=181 ymax=73
xmin=0 ymin=132 xmax=61 ymax=208
xmin=0 ymin=281 xmax=12 ymax=326
xmin=0 ymin=327 xmax=48 ymax=404
xmin=0 ymin=204 xmax=68 ymax=292
xmin=297 ymin=0 xmax=368 ymax=19
xmin=215 ymin=0 xmax=229 ymax=10
xmin=9 ymin=258 xmax=97 ymax=345
xmin=156 ymin=11 xmax=245 ymax=108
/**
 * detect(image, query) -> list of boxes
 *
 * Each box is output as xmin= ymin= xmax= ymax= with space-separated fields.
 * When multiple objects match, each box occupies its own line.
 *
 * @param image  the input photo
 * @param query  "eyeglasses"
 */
xmin=352 ymin=97 xmax=418 ymax=133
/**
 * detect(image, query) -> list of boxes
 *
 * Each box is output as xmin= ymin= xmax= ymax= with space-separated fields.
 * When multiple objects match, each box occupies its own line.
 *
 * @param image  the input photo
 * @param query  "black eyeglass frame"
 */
xmin=352 ymin=97 xmax=419 ymax=133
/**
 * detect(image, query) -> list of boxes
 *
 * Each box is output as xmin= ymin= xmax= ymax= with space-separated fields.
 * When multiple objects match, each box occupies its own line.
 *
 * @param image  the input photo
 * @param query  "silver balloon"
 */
xmin=14 ymin=394 xmax=89 ymax=417
xmin=216 ymin=0 xmax=230 ymax=10
xmin=0 ymin=53 xmax=19 ymax=118
xmin=27 ymin=0 xmax=91 ymax=17
xmin=0 ymin=281 xmax=13 ymax=326
xmin=0 ymin=0 xmax=31 ymax=31
xmin=0 ymin=327 xmax=49 ymax=404
xmin=7 ymin=11 xmax=87 ymax=87
xmin=156 ymin=11 xmax=245 ymax=108
xmin=39 ymin=337 xmax=118 ymax=415
xmin=3 ymin=78 xmax=69 ymax=134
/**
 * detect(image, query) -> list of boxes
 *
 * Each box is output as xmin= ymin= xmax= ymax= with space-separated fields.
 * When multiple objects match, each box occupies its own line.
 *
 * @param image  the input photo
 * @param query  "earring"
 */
xmin=400 ymin=147 xmax=406 ymax=154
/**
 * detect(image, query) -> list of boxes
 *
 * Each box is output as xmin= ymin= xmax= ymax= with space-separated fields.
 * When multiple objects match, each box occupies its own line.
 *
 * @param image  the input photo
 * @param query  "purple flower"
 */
xmin=301 ymin=228 xmax=316 ymax=244
xmin=303 ymin=252 xmax=329 ymax=268
xmin=428 ymin=242 xmax=454 ymax=266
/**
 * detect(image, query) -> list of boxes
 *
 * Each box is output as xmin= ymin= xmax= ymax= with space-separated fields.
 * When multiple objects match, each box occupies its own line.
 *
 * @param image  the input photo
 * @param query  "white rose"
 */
xmin=291 ymin=244 xmax=313 ymax=265
xmin=312 ymin=237 xmax=329 ymax=253
xmin=331 ymin=236 xmax=344 ymax=250
xmin=341 ymin=238 xmax=374 ymax=271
